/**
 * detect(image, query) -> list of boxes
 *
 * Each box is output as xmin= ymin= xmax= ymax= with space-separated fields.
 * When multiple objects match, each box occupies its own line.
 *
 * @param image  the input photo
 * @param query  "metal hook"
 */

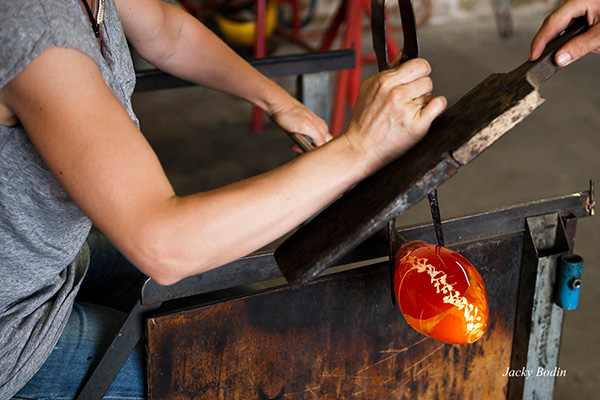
xmin=428 ymin=189 xmax=445 ymax=246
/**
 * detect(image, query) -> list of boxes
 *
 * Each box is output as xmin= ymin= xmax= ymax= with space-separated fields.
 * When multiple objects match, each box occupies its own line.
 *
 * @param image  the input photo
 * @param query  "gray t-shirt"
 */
xmin=0 ymin=0 xmax=139 ymax=397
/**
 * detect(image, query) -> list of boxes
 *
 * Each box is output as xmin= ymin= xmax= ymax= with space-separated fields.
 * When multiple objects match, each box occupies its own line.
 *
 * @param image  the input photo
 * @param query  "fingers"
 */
xmin=343 ymin=56 xmax=445 ymax=167
xmin=299 ymin=118 xmax=332 ymax=147
xmin=269 ymin=100 xmax=333 ymax=148
xmin=418 ymin=95 xmax=447 ymax=125
xmin=384 ymin=58 xmax=432 ymax=85
xmin=372 ymin=58 xmax=440 ymax=122
xmin=374 ymin=59 xmax=434 ymax=109
xmin=406 ymin=76 xmax=434 ymax=102
xmin=553 ymin=23 xmax=600 ymax=65
xmin=530 ymin=15 xmax=572 ymax=61
xmin=529 ymin=0 xmax=590 ymax=61
xmin=388 ymin=50 xmax=404 ymax=69
xmin=359 ymin=58 xmax=432 ymax=102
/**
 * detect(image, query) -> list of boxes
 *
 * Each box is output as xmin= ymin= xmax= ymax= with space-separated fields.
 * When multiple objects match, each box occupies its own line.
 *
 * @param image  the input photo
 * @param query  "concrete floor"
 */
xmin=131 ymin=11 xmax=599 ymax=399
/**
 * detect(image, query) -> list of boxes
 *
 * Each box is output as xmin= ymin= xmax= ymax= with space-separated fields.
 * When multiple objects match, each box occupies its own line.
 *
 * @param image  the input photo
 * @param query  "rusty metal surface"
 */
xmin=147 ymin=235 xmax=524 ymax=399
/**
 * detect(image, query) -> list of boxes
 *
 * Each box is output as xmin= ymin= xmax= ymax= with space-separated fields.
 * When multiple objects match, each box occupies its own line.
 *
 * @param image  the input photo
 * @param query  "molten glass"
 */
xmin=394 ymin=241 xmax=488 ymax=344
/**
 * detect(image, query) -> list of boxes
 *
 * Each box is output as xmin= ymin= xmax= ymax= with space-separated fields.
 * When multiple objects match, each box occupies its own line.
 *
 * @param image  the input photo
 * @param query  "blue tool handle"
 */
xmin=556 ymin=254 xmax=584 ymax=310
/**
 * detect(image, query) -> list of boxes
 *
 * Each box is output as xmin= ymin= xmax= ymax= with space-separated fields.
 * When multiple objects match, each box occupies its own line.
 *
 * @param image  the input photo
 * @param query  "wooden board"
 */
xmin=147 ymin=235 xmax=524 ymax=399
xmin=274 ymin=18 xmax=588 ymax=287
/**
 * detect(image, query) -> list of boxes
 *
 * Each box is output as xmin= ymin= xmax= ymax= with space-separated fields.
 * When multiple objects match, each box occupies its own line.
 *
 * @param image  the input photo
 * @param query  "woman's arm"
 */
xmin=0 ymin=46 xmax=445 ymax=286
xmin=116 ymin=0 xmax=331 ymax=145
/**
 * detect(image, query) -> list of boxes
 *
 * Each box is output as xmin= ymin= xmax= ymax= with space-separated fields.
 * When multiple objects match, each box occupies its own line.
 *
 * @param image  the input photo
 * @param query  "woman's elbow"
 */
xmin=129 ymin=226 xmax=213 ymax=287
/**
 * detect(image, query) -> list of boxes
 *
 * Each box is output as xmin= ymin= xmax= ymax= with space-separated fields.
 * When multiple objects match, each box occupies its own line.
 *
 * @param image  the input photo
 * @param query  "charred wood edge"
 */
xmin=274 ymin=17 xmax=590 ymax=288
xmin=133 ymin=49 xmax=356 ymax=92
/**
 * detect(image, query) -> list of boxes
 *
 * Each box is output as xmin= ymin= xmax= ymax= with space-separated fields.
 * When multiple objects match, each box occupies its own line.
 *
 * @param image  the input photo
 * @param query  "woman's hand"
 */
xmin=267 ymin=98 xmax=333 ymax=148
xmin=342 ymin=58 xmax=447 ymax=170
xmin=530 ymin=0 xmax=600 ymax=66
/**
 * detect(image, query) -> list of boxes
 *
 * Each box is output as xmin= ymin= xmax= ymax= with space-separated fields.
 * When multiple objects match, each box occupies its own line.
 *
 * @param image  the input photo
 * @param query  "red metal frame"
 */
xmin=252 ymin=0 xmax=303 ymax=132
xmin=252 ymin=0 xmax=267 ymax=132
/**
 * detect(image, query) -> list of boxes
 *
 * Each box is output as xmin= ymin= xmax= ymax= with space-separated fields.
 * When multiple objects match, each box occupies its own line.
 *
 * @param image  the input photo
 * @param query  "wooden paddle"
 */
xmin=275 ymin=17 xmax=589 ymax=287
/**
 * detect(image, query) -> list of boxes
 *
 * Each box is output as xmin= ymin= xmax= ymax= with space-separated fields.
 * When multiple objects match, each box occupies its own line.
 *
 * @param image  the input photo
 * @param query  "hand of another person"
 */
xmin=341 ymin=57 xmax=447 ymax=169
xmin=268 ymin=99 xmax=333 ymax=149
xmin=530 ymin=0 xmax=600 ymax=66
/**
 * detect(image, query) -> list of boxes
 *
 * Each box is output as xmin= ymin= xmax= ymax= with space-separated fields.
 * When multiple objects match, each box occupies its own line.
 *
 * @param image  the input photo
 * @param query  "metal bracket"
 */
xmin=508 ymin=212 xmax=571 ymax=399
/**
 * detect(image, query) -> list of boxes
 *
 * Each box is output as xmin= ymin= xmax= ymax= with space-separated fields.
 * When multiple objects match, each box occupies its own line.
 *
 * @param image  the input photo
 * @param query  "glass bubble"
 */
xmin=394 ymin=241 xmax=488 ymax=344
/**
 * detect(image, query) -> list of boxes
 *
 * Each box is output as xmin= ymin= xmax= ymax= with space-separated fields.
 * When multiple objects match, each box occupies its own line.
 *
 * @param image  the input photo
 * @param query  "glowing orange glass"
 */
xmin=394 ymin=241 xmax=488 ymax=344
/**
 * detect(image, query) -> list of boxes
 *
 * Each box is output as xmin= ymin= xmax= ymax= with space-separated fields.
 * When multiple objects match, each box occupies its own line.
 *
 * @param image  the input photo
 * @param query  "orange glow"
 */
xmin=394 ymin=241 xmax=488 ymax=344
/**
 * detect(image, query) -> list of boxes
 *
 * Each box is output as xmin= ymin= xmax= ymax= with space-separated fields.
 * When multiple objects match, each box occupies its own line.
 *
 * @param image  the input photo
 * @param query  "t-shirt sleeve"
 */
xmin=0 ymin=0 xmax=96 ymax=90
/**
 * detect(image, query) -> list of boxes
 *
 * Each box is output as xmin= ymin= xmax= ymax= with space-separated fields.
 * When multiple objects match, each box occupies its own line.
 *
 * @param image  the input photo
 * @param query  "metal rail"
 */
xmin=134 ymin=49 xmax=356 ymax=92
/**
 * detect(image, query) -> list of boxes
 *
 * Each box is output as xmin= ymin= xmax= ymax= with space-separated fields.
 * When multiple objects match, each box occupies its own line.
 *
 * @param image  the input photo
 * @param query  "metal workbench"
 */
xmin=77 ymin=189 xmax=593 ymax=399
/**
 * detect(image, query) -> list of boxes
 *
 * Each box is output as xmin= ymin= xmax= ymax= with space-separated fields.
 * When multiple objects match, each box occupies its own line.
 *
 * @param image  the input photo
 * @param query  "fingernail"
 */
xmin=556 ymin=51 xmax=572 ymax=66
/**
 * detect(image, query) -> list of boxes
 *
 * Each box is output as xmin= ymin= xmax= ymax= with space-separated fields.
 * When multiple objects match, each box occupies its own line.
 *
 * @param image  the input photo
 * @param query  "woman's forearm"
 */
xmin=128 ymin=2 xmax=291 ymax=114
xmin=142 ymin=135 xmax=372 ymax=285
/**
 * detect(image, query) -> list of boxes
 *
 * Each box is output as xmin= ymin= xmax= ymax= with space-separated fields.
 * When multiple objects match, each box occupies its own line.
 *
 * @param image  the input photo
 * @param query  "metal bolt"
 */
xmin=569 ymin=277 xmax=583 ymax=290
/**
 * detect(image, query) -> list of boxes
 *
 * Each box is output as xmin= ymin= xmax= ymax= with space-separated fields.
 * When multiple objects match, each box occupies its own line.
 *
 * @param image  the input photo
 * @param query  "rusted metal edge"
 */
xmin=400 ymin=190 xmax=591 ymax=247
xmin=507 ymin=213 xmax=571 ymax=399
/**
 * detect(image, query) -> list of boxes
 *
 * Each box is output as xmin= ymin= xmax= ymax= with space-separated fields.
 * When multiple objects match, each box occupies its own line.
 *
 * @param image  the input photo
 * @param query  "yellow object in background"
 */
xmin=215 ymin=0 xmax=278 ymax=47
